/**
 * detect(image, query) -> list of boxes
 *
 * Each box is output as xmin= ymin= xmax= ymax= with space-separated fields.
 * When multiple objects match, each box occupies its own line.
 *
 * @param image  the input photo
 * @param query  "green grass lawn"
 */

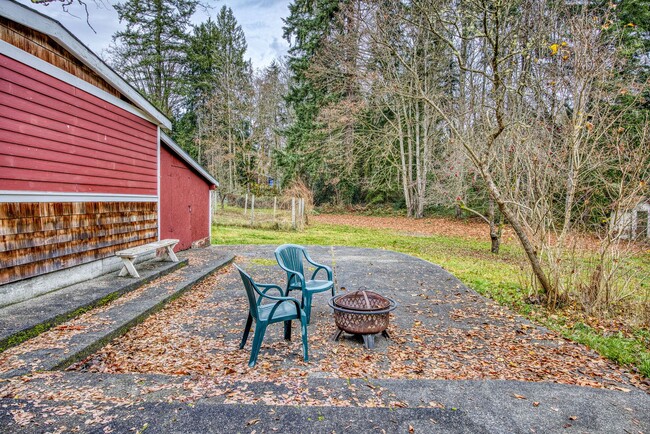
xmin=212 ymin=221 xmax=650 ymax=378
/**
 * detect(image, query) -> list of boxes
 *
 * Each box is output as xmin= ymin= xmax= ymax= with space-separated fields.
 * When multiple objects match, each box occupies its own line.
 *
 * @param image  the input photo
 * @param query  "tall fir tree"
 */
xmin=110 ymin=0 xmax=199 ymax=117
xmin=611 ymin=0 xmax=650 ymax=122
xmin=173 ymin=17 xmax=224 ymax=160
xmin=280 ymin=0 xmax=343 ymax=194
xmin=178 ymin=6 xmax=253 ymax=191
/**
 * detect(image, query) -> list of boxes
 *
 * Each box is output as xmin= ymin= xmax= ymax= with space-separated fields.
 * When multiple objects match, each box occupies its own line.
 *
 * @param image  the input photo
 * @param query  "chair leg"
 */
xmin=284 ymin=320 xmax=292 ymax=340
xmin=240 ymin=313 xmax=253 ymax=349
xmin=248 ymin=322 xmax=267 ymax=368
xmin=303 ymin=294 xmax=313 ymax=324
xmin=331 ymin=285 xmax=335 ymax=297
xmin=300 ymin=314 xmax=309 ymax=362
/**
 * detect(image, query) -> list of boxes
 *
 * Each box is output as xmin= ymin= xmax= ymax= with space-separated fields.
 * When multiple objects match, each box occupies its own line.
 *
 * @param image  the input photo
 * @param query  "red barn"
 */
xmin=0 ymin=1 xmax=218 ymax=306
xmin=160 ymin=132 xmax=217 ymax=251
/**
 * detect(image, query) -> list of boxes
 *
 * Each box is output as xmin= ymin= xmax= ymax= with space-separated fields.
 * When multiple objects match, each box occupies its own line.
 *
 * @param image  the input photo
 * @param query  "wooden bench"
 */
xmin=115 ymin=239 xmax=180 ymax=278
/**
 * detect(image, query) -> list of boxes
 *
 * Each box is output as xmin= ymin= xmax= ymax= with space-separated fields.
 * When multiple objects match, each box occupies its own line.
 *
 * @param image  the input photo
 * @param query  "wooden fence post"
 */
xmin=273 ymin=197 xmax=277 ymax=222
xmin=291 ymin=197 xmax=296 ymax=229
xmin=250 ymin=195 xmax=255 ymax=224
xmin=300 ymin=198 xmax=305 ymax=229
xmin=244 ymin=193 xmax=248 ymax=215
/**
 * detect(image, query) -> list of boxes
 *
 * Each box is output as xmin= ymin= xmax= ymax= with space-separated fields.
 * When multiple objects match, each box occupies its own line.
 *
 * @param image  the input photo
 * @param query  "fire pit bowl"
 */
xmin=328 ymin=289 xmax=397 ymax=349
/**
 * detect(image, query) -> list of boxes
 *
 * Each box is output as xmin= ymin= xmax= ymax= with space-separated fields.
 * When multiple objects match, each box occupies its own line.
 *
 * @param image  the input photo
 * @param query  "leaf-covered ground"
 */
xmin=1 ymin=246 xmax=648 ymax=432
xmin=66 ymin=246 xmax=648 ymax=395
xmin=214 ymin=215 xmax=650 ymax=376
xmin=312 ymin=214 xmax=513 ymax=241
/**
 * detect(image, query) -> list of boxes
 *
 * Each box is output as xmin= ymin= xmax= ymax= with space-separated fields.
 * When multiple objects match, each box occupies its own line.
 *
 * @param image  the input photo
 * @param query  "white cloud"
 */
xmin=210 ymin=0 xmax=291 ymax=69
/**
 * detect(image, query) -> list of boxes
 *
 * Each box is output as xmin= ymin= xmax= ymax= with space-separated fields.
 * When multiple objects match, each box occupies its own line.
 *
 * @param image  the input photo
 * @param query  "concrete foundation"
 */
xmin=0 ymin=253 xmax=155 ymax=307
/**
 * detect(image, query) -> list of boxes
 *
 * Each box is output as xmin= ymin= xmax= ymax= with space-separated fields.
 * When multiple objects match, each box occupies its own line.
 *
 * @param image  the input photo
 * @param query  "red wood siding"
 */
xmin=0 ymin=54 xmax=158 ymax=195
xmin=160 ymin=145 xmax=210 ymax=251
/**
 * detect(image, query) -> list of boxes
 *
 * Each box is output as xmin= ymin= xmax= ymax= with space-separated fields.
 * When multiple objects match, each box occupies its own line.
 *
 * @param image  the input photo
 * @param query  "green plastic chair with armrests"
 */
xmin=274 ymin=244 xmax=334 ymax=324
xmin=235 ymin=264 xmax=309 ymax=367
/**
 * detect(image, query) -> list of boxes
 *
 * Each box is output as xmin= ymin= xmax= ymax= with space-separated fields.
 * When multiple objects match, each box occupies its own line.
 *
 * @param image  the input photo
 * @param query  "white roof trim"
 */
xmin=160 ymin=131 xmax=219 ymax=187
xmin=0 ymin=40 xmax=153 ymax=123
xmin=0 ymin=191 xmax=157 ymax=203
xmin=0 ymin=0 xmax=171 ymax=129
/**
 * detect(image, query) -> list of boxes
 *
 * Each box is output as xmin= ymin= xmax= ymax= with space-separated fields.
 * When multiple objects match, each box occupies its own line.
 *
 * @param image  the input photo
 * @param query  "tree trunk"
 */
xmin=487 ymin=197 xmax=502 ymax=254
xmin=414 ymin=100 xmax=423 ymax=218
xmin=483 ymin=170 xmax=554 ymax=299
xmin=397 ymin=112 xmax=413 ymax=217
xmin=490 ymin=232 xmax=501 ymax=254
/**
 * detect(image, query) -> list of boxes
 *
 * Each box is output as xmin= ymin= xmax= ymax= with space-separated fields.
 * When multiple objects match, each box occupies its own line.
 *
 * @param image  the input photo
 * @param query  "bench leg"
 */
xmin=118 ymin=258 xmax=140 ymax=278
xmin=164 ymin=245 xmax=179 ymax=262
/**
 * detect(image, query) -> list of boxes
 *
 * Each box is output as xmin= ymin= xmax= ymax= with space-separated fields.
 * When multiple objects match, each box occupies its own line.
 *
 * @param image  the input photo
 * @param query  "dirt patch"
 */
xmin=313 ymin=214 xmax=515 ymax=241
xmin=312 ymin=214 xmax=650 ymax=253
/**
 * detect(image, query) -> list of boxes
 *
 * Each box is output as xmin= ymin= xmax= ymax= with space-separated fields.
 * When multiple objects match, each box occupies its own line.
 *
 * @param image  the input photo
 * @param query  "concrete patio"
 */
xmin=0 ymin=245 xmax=648 ymax=433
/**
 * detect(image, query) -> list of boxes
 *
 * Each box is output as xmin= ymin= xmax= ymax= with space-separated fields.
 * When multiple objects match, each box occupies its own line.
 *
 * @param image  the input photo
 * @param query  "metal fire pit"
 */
xmin=328 ymin=289 xmax=397 ymax=349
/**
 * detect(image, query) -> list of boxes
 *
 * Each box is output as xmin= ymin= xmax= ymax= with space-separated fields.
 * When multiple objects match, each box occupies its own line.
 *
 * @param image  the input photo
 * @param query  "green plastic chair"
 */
xmin=274 ymin=244 xmax=334 ymax=324
xmin=235 ymin=264 xmax=309 ymax=368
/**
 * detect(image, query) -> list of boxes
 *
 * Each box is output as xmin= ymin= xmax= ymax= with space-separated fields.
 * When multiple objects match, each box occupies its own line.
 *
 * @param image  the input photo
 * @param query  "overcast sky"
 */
xmin=14 ymin=0 xmax=291 ymax=70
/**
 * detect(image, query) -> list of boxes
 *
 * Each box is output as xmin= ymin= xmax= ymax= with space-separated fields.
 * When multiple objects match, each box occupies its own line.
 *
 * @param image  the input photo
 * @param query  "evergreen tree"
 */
xmin=179 ymin=6 xmax=253 ymax=191
xmin=610 ymin=0 xmax=650 ymax=122
xmin=110 ymin=0 xmax=199 ymax=117
xmin=280 ymin=0 xmax=343 ymax=195
xmin=172 ymin=18 xmax=224 ymax=161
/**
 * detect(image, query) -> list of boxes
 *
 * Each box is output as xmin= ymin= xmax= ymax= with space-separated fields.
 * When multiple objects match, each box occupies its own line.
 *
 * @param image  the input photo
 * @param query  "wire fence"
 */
xmin=212 ymin=193 xmax=309 ymax=230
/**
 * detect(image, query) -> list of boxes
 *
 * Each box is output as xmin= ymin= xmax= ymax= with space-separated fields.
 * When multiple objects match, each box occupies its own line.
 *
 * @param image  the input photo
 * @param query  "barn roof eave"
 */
xmin=160 ymin=131 xmax=220 ymax=188
xmin=0 ymin=1 xmax=172 ymax=129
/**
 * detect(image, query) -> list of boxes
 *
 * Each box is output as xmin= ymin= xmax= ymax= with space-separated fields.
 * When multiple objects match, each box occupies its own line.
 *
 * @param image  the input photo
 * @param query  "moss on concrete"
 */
xmin=0 ymin=260 xmax=188 ymax=354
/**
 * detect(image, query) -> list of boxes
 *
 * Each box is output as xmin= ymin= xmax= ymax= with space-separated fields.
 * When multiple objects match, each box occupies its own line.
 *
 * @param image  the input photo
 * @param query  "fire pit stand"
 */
xmin=328 ymin=289 xmax=397 ymax=349
xmin=332 ymin=328 xmax=391 ymax=350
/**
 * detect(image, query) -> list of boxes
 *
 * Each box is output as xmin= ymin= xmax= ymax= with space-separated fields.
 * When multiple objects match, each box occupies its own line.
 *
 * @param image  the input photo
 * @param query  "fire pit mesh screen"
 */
xmin=334 ymin=307 xmax=390 ymax=335
xmin=330 ymin=290 xmax=395 ymax=335
xmin=333 ymin=290 xmax=390 ymax=311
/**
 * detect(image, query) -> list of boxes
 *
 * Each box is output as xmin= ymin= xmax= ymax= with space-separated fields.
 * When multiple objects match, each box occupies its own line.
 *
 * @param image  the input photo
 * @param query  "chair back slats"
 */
xmin=235 ymin=265 xmax=260 ymax=320
xmin=275 ymin=244 xmax=305 ymax=277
